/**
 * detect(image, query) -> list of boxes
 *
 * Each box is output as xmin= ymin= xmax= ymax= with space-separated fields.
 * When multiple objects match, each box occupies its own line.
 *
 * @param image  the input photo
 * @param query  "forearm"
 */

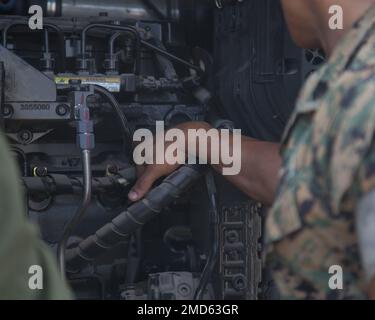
xmin=214 ymin=137 xmax=281 ymax=206
xmin=176 ymin=122 xmax=281 ymax=206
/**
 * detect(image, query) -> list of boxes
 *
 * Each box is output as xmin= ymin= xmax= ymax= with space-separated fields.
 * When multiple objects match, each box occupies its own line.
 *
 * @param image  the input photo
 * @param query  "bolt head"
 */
xmin=56 ymin=104 xmax=69 ymax=116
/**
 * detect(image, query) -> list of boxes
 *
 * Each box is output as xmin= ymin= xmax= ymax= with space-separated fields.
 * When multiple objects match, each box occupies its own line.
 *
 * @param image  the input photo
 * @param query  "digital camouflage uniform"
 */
xmin=265 ymin=5 xmax=375 ymax=299
xmin=0 ymin=132 xmax=72 ymax=299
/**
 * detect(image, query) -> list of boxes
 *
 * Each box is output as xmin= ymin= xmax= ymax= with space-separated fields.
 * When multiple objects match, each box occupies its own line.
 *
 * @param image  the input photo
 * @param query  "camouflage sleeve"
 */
xmin=329 ymin=69 xmax=375 ymax=214
xmin=357 ymin=137 xmax=375 ymax=198
xmin=356 ymin=139 xmax=375 ymax=284
xmin=356 ymin=189 xmax=375 ymax=284
xmin=0 ymin=132 xmax=72 ymax=300
xmin=328 ymin=66 xmax=375 ymax=292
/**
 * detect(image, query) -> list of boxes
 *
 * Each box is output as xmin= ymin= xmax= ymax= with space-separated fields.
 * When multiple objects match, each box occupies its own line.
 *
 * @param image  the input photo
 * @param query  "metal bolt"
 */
xmin=232 ymin=275 xmax=247 ymax=291
xmin=56 ymin=104 xmax=69 ymax=116
xmin=177 ymin=284 xmax=191 ymax=297
xmin=226 ymin=230 xmax=239 ymax=243
xmin=18 ymin=130 xmax=33 ymax=144
xmin=2 ymin=104 xmax=13 ymax=117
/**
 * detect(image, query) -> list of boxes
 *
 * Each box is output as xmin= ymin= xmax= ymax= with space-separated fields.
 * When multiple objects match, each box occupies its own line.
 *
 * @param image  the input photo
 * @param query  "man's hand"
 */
xmin=128 ymin=163 xmax=181 ymax=201
xmin=127 ymin=121 xmax=281 ymax=205
xmin=128 ymin=121 xmax=212 ymax=202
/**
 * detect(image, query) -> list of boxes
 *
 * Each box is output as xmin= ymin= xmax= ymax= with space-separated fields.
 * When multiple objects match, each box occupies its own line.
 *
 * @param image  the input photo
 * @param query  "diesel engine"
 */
xmin=0 ymin=0 xmax=321 ymax=300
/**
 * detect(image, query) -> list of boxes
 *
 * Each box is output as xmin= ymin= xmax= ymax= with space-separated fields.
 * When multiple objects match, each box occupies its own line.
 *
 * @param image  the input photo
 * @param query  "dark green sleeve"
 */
xmin=0 ymin=132 xmax=72 ymax=300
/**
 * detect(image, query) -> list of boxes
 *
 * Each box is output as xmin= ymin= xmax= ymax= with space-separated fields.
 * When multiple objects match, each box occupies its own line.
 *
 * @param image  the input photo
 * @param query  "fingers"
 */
xmin=128 ymin=166 xmax=160 ymax=202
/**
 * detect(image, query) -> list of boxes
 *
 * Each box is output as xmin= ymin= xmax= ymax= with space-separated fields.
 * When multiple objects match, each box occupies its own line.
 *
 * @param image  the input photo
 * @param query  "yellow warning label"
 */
xmin=54 ymin=76 xmax=121 ymax=92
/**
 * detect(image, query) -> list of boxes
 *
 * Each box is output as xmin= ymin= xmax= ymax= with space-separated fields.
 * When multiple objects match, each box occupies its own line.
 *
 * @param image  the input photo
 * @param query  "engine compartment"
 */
xmin=0 ymin=0 xmax=321 ymax=300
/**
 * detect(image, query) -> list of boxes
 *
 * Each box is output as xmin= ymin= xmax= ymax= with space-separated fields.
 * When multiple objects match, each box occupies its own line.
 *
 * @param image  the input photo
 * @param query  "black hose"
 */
xmin=93 ymin=85 xmax=132 ymax=150
xmin=65 ymin=164 xmax=205 ymax=272
xmin=140 ymin=39 xmax=203 ymax=73
xmin=57 ymin=149 xmax=92 ymax=277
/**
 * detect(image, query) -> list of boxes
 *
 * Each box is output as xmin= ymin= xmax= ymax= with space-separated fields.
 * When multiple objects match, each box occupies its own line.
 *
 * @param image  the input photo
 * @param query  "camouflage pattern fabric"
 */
xmin=265 ymin=5 xmax=375 ymax=299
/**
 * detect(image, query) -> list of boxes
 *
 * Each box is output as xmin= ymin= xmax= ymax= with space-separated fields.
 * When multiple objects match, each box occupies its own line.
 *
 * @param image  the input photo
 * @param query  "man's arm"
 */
xmin=128 ymin=121 xmax=282 ymax=206
xmin=216 ymin=136 xmax=281 ymax=206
